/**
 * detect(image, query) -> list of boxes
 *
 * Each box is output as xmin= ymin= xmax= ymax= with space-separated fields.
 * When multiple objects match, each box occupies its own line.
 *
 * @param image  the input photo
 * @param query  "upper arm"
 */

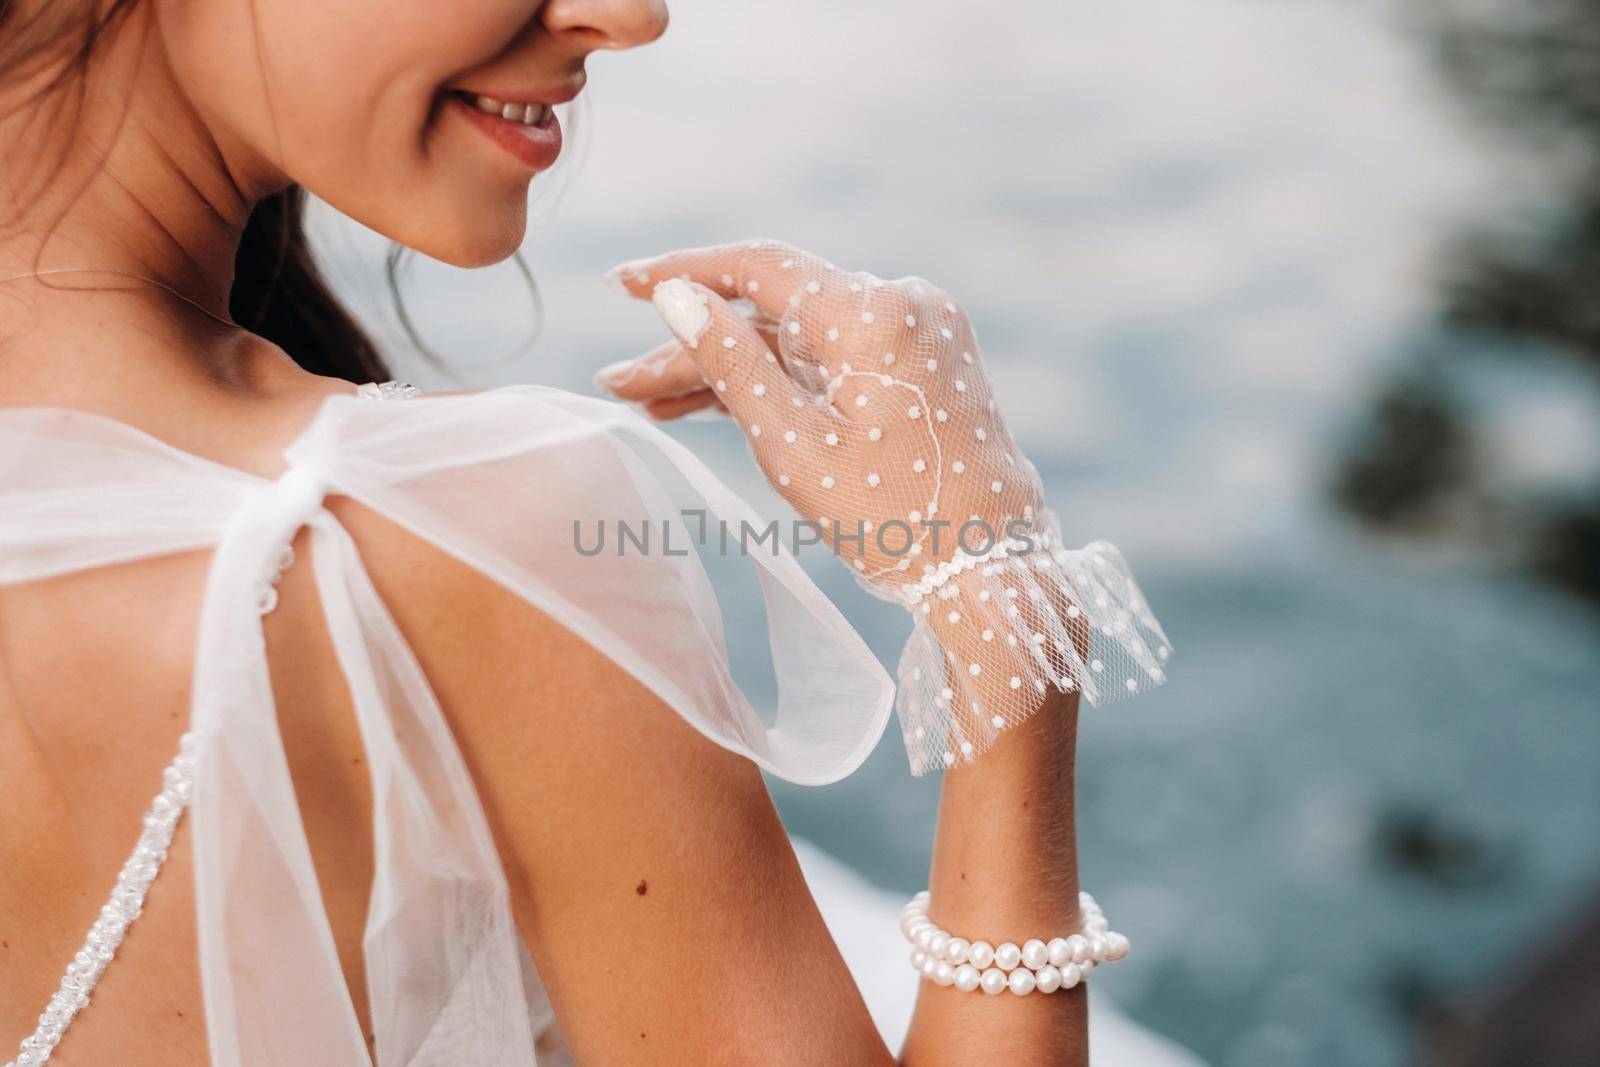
xmin=329 ymin=495 xmax=894 ymax=1065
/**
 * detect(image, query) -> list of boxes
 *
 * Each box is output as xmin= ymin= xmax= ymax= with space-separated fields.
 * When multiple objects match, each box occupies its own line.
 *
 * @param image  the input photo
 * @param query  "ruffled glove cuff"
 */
xmin=870 ymin=509 xmax=1171 ymax=774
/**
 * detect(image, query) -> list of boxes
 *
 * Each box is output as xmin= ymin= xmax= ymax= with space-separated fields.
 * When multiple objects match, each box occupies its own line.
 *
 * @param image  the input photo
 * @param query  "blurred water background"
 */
xmin=311 ymin=1 xmax=1600 ymax=1063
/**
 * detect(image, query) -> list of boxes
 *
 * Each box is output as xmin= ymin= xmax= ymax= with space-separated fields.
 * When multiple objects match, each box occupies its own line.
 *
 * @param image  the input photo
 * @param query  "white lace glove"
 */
xmin=602 ymin=241 xmax=1170 ymax=773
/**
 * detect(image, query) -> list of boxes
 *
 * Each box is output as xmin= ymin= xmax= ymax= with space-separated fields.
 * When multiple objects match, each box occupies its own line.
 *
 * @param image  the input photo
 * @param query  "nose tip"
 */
xmin=545 ymin=0 xmax=669 ymax=51
xmin=623 ymin=0 xmax=670 ymax=48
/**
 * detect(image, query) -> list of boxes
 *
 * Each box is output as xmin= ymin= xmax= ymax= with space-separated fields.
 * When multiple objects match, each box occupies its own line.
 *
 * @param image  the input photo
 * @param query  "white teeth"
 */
xmin=466 ymin=93 xmax=547 ymax=126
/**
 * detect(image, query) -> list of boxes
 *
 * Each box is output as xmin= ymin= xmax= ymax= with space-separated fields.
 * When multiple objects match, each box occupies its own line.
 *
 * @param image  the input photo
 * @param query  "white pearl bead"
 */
xmin=1066 ymin=933 xmax=1090 ymax=964
xmin=994 ymin=942 xmax=1022 ymax=971
xmin=1086 ymin=934 xmax=1108 ymax=962
xmin=920 ymin=955 xmax=940 ymax=979
xmin=928 ymin=930 xmax=951 ymax=958
xmin=1008 ymin=968 xmax=1036 ymax=996
xmin=916 ymin=925 xmax=936 ymax=951
xmin=968 ymin=940 xmax=995 ymax=969
xmin=1059 ymin=962 xmax=1082 ymax=989
xmin=933 ymin=960 xmax=956 ymax=987
xmin=1021 ymin=939 xmax=1049 ymax=970
xmin=910 ymin=947 xmax=927 ymax=970
xmin=1078 ymin=960 xmax=1097 ymax=978
xmin=953 ymin=963 xmax=981 ymax=992
xmin=1034 ymin=964 xmax=1062 ymax=993
xmin=1103 ymin=932 xmax=1130 ymax=962
xmin=944 ymin=937 xmax=970 ymax=964
xmin=979 ymin=968 xmax=1008 ymax=996
xmin=1047 ymin=937 xmax=1073 ymax=967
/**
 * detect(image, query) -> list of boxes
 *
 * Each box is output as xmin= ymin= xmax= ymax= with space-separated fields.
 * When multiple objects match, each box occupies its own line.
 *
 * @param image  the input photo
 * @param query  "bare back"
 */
xmin=0 ymin=373 xmax=896 ymax=1065
xmin=0 ymin=382 xmax=384 ymax=1061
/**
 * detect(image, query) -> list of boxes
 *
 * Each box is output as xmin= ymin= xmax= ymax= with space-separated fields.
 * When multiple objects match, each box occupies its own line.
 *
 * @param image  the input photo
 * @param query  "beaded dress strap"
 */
xmin=2 ymin=381 xmax=421 ymax=1067
xmin=3 ymin=739 xmax=196 ymax=1067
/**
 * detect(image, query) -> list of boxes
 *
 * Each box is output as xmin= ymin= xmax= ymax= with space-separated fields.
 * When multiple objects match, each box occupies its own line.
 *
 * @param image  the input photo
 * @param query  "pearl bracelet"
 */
xmin=900 ymin=890 xmax=1129 ymax=996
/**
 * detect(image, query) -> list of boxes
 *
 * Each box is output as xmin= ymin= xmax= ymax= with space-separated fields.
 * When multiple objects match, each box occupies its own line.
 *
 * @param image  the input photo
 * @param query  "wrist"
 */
xmin=927 ymin=697 xmax=1080 ymax=936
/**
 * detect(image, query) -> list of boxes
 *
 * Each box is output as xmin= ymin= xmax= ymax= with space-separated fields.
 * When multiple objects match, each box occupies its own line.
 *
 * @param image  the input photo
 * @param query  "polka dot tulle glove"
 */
xmin=603 ymin=241 xmax=1171 ymax=773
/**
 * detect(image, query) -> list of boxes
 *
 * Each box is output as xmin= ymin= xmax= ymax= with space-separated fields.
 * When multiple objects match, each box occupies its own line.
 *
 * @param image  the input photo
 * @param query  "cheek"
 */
xmin=159 ymin=0 xmax=538 ymax=265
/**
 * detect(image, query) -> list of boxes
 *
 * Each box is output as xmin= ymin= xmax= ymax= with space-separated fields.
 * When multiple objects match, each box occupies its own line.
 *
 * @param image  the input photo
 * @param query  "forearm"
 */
xmin=899 ymin=688 xmax=1086 ymax=1067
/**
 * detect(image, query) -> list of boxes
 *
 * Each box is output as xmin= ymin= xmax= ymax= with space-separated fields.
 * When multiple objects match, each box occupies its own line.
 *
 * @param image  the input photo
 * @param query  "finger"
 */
xmin=609 ymin=239 xmax=848 ymax=325
xmin=677 ymin=398 xmax=733 ymax=422
xmin=642 ymin=391 xmax=723 ymax=421
xmin=651 ymin=278 xmax=817 ymax=432
xmin=594 ymin=340 xmax=708 ymax=402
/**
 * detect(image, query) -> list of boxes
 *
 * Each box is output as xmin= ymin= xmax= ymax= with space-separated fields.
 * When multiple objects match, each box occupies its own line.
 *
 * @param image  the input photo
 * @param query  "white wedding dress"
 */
xmin=0 ymin=381 xmax=1202 ymax=1066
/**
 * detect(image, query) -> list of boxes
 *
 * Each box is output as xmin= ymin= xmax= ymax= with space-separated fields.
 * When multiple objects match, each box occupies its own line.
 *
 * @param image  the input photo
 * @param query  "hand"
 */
xmin=602 ymin=240 xmax=1047 ymax=595
xmin=602 ymin=241 xmax=1169 ymax=773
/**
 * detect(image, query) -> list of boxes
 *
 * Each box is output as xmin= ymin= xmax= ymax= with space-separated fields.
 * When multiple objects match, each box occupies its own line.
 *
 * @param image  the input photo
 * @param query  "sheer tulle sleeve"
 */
xmin=289 ymin=385 xmax=896 ymax=784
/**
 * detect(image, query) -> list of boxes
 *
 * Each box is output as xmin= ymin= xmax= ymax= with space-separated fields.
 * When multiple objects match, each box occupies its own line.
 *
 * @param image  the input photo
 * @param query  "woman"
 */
xmin=0 ymin=1 xmax=1175 ymax=1064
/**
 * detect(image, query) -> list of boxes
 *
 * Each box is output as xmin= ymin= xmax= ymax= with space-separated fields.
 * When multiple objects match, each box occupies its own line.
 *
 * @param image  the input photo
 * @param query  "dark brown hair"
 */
xmin=1 ymin=0 xmax=391 ymax=384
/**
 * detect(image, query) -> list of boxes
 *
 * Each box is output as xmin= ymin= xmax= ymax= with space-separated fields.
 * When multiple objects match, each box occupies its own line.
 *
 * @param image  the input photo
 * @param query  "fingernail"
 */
xmin=651 ymin=278 xmax=710 ymax=349
xmin=592 ymin=358 xmax=636 ymax=394
xmin=602 ymin=256 xmax=657 ymax=292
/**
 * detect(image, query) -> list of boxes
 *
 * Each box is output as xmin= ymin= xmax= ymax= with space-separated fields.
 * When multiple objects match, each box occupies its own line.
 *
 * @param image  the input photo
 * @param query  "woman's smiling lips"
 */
xmin=448 ymin=83 xmax=580 ymax=171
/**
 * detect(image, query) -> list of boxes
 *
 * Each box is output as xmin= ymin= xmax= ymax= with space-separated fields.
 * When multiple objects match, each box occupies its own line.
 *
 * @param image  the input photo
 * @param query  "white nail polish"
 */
xmin=652 ymin=278 xmax=710 ymax=349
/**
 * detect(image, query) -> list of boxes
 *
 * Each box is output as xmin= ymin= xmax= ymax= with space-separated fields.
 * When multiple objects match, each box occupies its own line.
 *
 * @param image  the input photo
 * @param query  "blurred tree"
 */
xmin=1333 ymin=366 xmax=1470 ymax=527
xmin=1334 ymin=0 xmax=1600 ymax=604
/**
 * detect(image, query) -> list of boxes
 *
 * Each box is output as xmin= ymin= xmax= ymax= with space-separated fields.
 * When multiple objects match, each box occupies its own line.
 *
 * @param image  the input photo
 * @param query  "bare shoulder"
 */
xmin=324 ymin=494 xmax=890 ymax=1064
xmin=323 ymin=491 xmax=761 ymax=804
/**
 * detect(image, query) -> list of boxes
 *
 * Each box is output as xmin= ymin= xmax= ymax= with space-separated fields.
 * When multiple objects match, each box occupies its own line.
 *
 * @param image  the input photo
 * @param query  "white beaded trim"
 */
xmin=895 ymin=529 xmax=1055 ymax=609
xmin=899 ymin=890 xmax=1128 ymax=996
xmin=3 ymin=735 xmax=196 ymax=1067
xmin=355 ymin=379 xmax=421 ymax=401
xmin=256 ymin=542 xmax=296 ymax=616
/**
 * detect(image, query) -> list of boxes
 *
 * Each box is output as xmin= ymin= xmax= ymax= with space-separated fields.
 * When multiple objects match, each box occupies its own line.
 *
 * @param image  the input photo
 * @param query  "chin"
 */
xmin=375 ymin=187 xmax=531 ymax=269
